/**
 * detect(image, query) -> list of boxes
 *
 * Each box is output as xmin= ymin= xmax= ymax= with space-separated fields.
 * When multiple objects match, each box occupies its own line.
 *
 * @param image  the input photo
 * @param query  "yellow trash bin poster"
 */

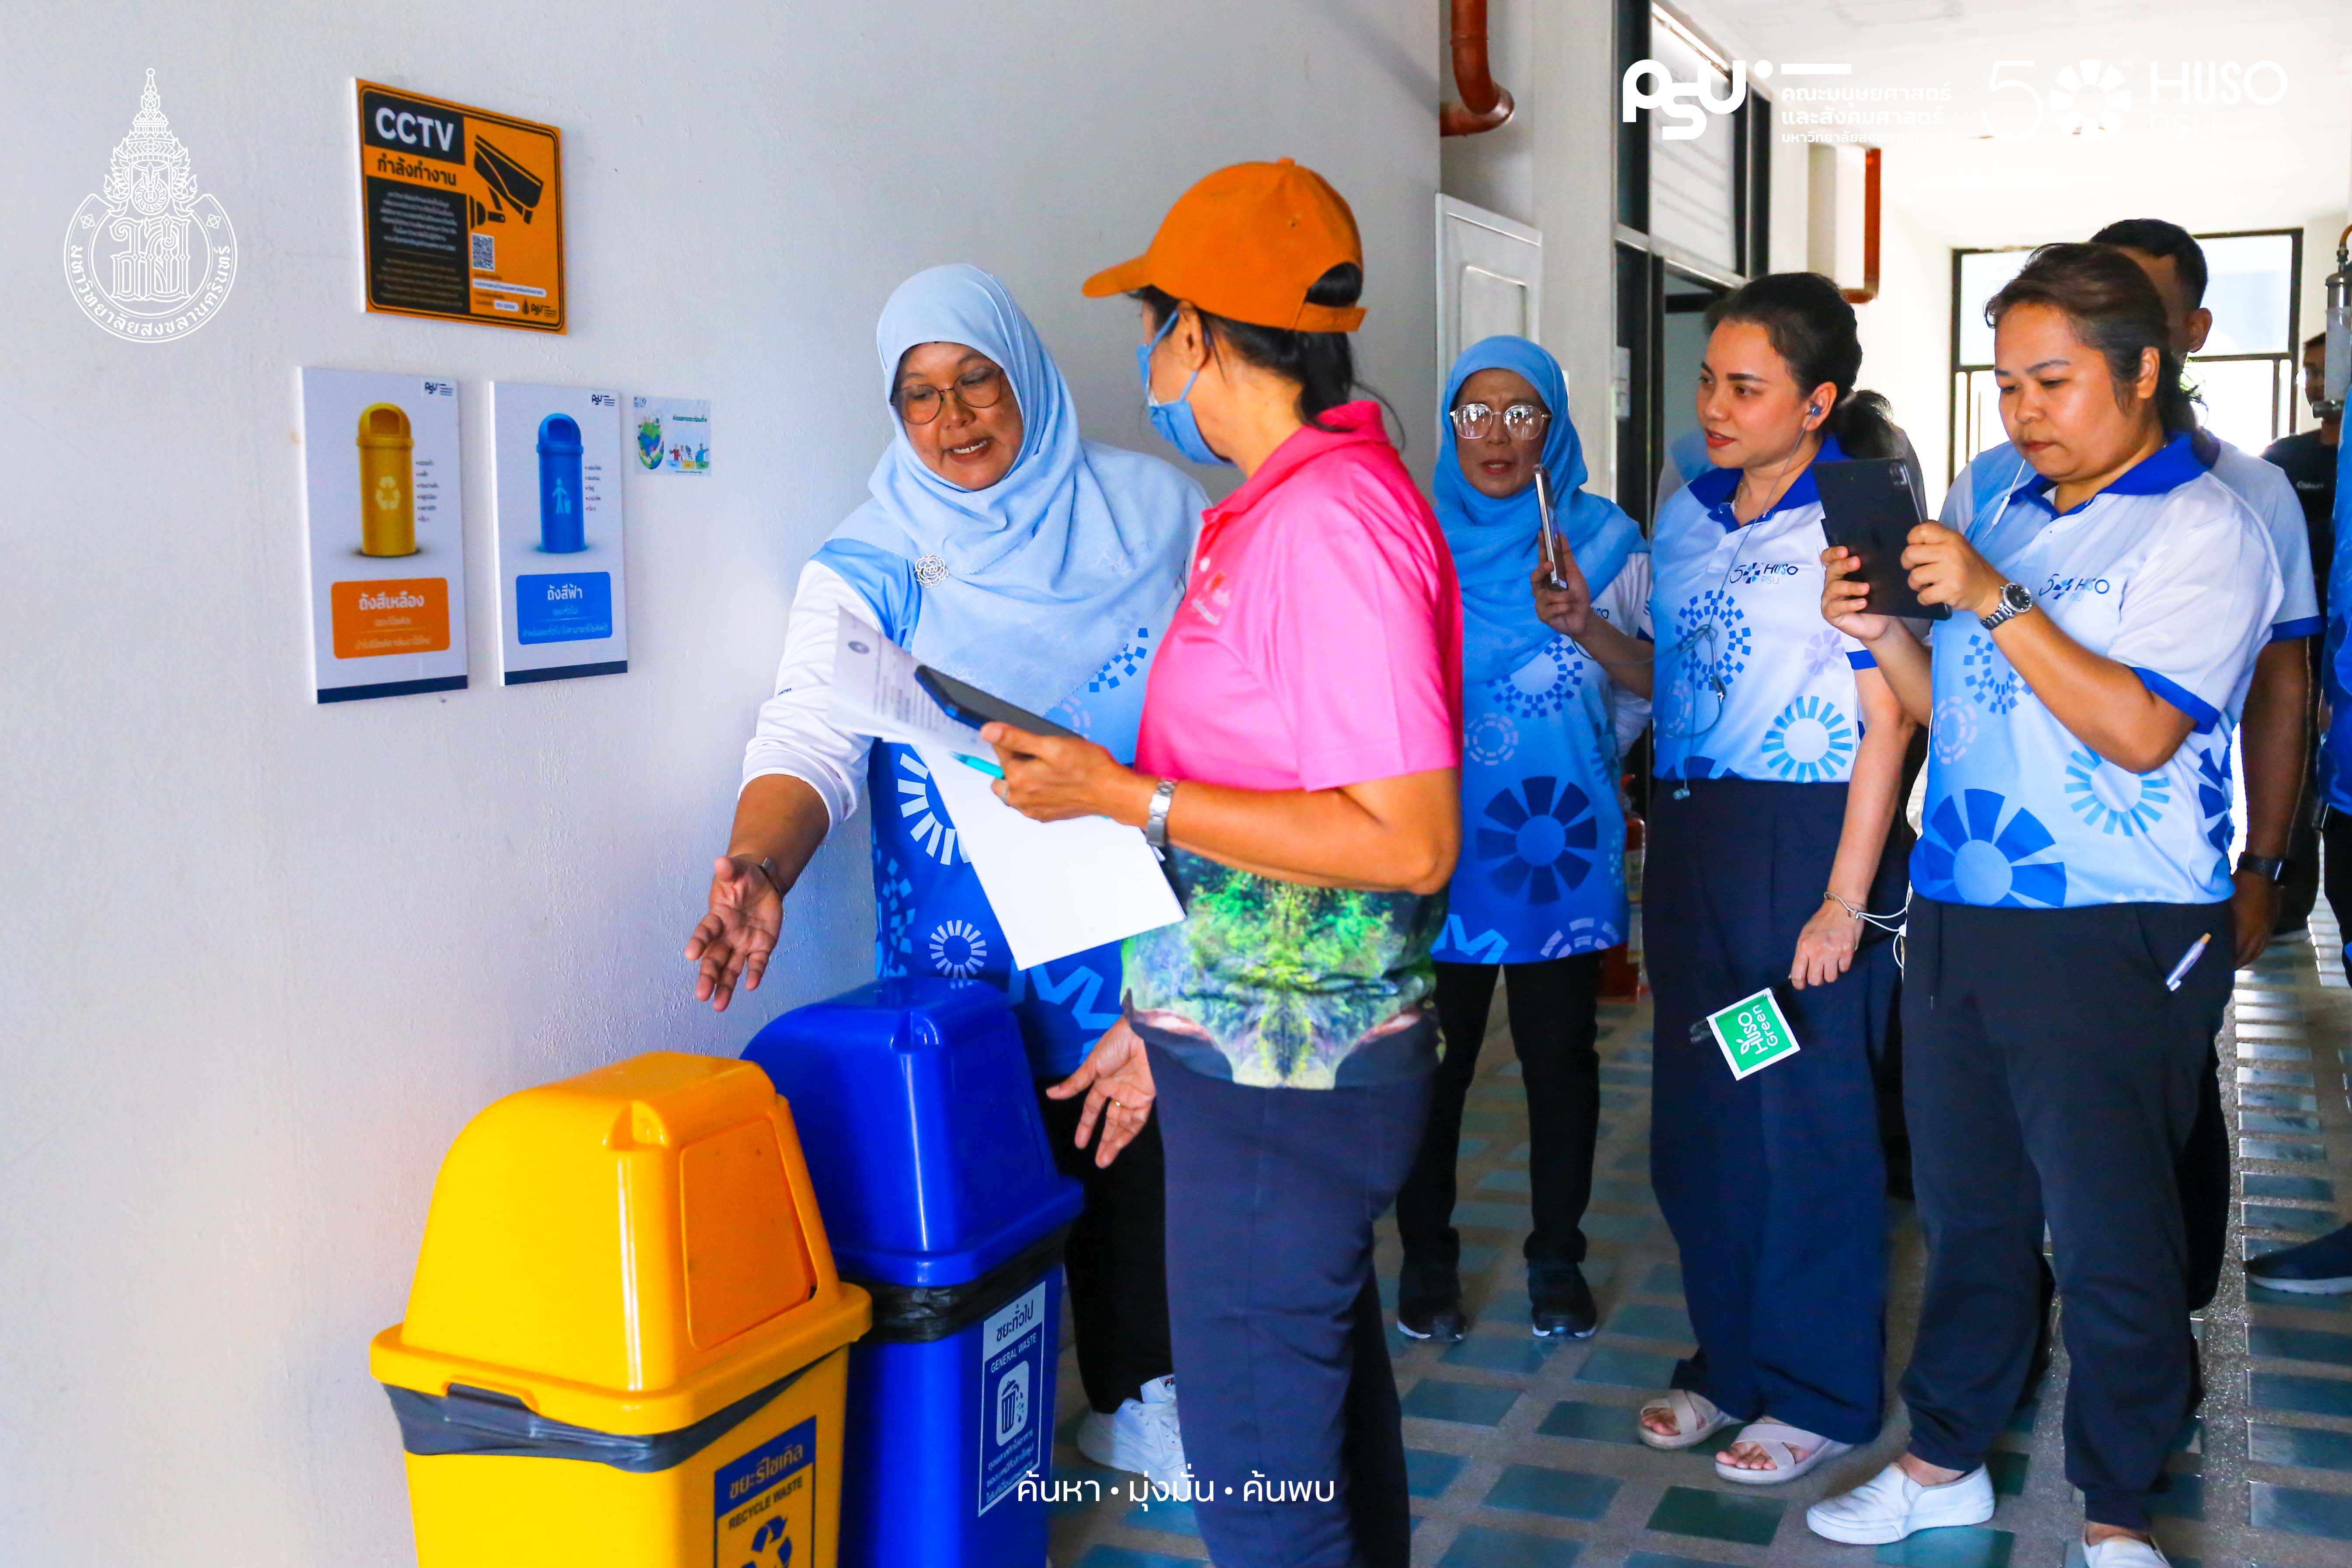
xmin=298 ymin=367 xmax=470 ymax=702
xmin=357 ymin=81 xmax=565 ymax=333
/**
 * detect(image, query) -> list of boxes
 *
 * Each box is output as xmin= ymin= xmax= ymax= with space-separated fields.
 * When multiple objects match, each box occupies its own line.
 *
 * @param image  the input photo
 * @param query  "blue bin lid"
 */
xmin=537 ymin=413 xmax=582 ymax=454
xmin=744 ymin=979 xmax=1083 ymax=1287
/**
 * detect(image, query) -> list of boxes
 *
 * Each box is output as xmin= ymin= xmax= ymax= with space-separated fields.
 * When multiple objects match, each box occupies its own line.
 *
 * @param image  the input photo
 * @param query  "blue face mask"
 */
xmin=1137 ymin=311 xmax=1232 ymax=468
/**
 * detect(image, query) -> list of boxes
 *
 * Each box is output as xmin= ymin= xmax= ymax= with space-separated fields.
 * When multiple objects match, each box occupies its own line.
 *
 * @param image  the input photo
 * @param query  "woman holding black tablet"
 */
xmin=1810 ymin=243 xmax=2276 ymax=1568
xmin=1637 ymin=272 xmax=1914 ymax=1485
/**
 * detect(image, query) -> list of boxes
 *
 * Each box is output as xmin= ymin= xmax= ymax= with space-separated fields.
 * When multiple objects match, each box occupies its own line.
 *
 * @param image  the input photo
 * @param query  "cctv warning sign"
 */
xmin=357 ymin=82 xmax=565 ymax=333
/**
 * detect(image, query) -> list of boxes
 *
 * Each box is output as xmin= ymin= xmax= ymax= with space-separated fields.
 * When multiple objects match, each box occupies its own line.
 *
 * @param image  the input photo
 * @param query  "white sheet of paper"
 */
xmin=916 ymin=743 xmax=1185 ymax=971
xmin=826 ymin=613 xmax=985 ymax=753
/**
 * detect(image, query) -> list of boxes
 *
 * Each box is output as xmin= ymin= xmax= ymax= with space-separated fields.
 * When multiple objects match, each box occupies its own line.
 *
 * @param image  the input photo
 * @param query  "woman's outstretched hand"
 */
xmin=686 ymin=855 xmax=782 ymax=1011
xmin=986 ymin=722 xmax=1154 ymax=825
xmin=1046 ymin=1018 xmax=1157 ymax=1167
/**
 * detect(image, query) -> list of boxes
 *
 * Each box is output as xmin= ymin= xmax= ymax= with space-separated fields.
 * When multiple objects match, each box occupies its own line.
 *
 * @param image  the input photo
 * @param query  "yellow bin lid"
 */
xmin=370 ymin=1053 xmax=871 ymax=1435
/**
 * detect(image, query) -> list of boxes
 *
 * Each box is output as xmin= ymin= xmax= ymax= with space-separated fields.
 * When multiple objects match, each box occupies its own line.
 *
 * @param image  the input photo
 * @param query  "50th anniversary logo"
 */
xmin=62 ymin=69 xmax=239 ymax=344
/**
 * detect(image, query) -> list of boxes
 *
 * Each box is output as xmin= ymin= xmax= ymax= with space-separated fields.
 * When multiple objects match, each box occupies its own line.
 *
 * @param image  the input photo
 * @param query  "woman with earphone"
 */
xmin=1635 ymin=272 xmax=1916 ymax=1485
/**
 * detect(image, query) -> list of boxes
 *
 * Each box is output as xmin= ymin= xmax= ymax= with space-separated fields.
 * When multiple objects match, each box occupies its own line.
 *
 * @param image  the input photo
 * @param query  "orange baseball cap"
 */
xmin=1083 ymin=158 xmax=1367 ymax=333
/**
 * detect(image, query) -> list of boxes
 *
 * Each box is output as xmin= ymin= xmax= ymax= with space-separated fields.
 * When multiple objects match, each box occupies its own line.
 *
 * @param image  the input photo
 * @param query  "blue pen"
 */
xmin=954 ymin=753 xmax=1005 ymax=780
xmin=2163 ymin=933 xmax=2211 ymax=992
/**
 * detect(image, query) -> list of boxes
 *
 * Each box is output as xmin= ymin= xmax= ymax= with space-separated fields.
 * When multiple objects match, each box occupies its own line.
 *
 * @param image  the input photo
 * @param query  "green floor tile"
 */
xmin=2249 ymin=1480 xmax=2352 ymax=1539
xmin=1614 ymin=1148 xmax=1652 ymax=1173
xmin=1871 ymin=1526 xmax=2014 ymax=1568
xmin=2249 ymin=1325 xmax=2352 ymax=1366
xmin=1440 ymin=1526 xmax=1583 ymax=1568
xmin=1601 ymin=1088 xmax=1643 ymax=1110
xmin=2244 ymin=1173 xmax=2335 ymax=1203
xmin=1592 ymin=1178 xmax=1658 ymax=1209
xmin=1601 ymin=1064 xmax=1650 ymax=1085
xmin=2238 ymin=1068 xmax=2318 ymax=1087
xmin=1643 ymin=1263 xmax=1685 ymax=1296
xmin=1609 ymin=1301 xmax=1696 ymax=1343
xmin=1460 ymin=1244 xmax=1502 ymax=1276
xmin=1624 ymin=1554 xmax=1740 ymax=1568
xmin=2246 ymin=1202 xmax=2339 ymax=1232
xmin=1076 ymin=1549 xmax=1199 ymax=1568
xmin=1987 ymin=1449 xmax=2030 ymax=1495
xmin=1576 ymin=1344 xmax=1678 ymax=1388
xmin=1480 ymin=1167 xmax=1534 ymax=1194
xmin=1456 ymin=1201 xmax=1532 ymax=1230
xmin=2149 ymin=1471 xmax=2203 ymax=1519
xmin=1120 ymin=1499 xmax=1200 ymax=1536
xmin=1485 ymin=1463 xmax=1621 ymax=1520
xmin=1463 ymin=1110 xmax=1516 ymax=1134
xmin=1584 ymin=1211 xmax=1659 ymax=1244
xmin=1471 ymin=1081 xmax=1524 ymax=1107
xmin=2242 ymin=1114 xmax=2324 ymax=1136
xmin=2244 ymin=1138 xmax=2328 ymax=1164
xmin=1506 ymin=1141 xmax=1533 ymax=1163
xmin=2248 ymin=1370 xmax=2352 ymax=1417
xmin=1459 ymin=1137 xmax=1491 ymax=1161
xmin=1537 ymin=1399 xmax=1643 ymax=1444
xmin=2251 ymin=1283 xmax=2352 ymax=1311
xmin=1443 ymin=1333 xmax=1555 ymax=1374
xmin=2247 ymin=1420 xmax=2352 ymax=1470
xmin=2240 ymin=1042 xmax=2314 ymax=1060
xmin=2241 ymin=1088 xmax=2322 ymax=1111
xmin=1644 ymin=1485 xmax=1784 ymax=1547
xmin=1402 ymin=1378 xmax=1522 ymax=1426
xmin=1408 ymin=1447 xmax=1467 ymax=1497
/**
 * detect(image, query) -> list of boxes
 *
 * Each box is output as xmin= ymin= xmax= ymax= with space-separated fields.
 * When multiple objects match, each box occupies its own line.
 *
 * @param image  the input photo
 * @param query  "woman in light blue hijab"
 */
xmin=1394 ymin=335 xmax=1653 ymax=1345
xmin=688 ymin=264 xmax=1202 ymax=1488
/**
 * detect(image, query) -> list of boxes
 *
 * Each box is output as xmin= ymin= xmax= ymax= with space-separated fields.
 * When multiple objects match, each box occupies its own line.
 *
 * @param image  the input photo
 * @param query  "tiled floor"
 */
xmin=1047 ymin=907 xmax=2352 ymax=1567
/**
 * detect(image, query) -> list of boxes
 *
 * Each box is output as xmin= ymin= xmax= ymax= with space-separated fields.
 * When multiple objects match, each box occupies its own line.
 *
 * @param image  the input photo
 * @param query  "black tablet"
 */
xmin=915 ymin=665 xmax=1081 ymax=740
xmin=1814 ymin=458 xmax=1950 ymax=622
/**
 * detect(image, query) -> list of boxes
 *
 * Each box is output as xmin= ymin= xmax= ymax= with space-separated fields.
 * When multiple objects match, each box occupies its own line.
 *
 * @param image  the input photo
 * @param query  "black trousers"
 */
xmin=1155 ymin=1050 xmax=1431 ymax=1568
xmin=2327 ymin=807 xmax=2352 ymax=969
xmin=1395 ymin=954 xmax=1602 ymax=1308
xmin=1900 ymin=897 xmax=2231 ymax=1531
xmin=1036 ymin=1082 xmax=1174 ymax=1415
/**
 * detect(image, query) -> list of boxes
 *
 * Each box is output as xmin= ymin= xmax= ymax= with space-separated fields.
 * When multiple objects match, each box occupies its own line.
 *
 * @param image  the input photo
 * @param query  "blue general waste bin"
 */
xmin=745 ymin=978 xmax=1084 ymax=1568
xmin=536 ymin=413 xmax=585 ymax=553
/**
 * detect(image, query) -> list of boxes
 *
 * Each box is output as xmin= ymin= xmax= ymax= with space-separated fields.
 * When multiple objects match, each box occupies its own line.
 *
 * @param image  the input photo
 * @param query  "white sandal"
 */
xmin=1637 ymin=1389 xmax=1733 ymax=1450
xmin=1714 ymin=1419 xmax=1852 ymax=1485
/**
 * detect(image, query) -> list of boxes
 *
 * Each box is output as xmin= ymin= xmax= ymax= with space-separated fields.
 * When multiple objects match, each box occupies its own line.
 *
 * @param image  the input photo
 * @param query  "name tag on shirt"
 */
xmin=1703 ymin=987 xmax=1803 ymax=1079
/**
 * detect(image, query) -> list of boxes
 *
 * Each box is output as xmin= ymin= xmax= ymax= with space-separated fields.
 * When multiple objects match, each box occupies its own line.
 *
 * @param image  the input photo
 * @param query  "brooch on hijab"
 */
xmin=914 ymin=554 xmax=949 ymax=586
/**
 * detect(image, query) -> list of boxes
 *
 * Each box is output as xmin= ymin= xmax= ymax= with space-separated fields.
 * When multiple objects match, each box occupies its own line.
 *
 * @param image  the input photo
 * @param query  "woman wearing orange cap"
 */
xmin=988 ymin=160 xmax=1461 ymax=1568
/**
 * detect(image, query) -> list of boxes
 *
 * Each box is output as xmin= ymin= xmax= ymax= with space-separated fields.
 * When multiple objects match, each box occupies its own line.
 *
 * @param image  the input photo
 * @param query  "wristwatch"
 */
xmin=1145 ymin=777 xmax=1177 ymax=850
xmin=2239 ymin=853 xmax=2291 ymax=884
xmin=1979 ymin=580 xmax=2034 ymax=631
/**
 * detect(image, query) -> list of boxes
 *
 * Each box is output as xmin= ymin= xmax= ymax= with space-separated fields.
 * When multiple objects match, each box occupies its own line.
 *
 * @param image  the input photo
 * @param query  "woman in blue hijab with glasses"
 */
xmin=1395 ymin=336 xmax=1651 ymax=1345
xmin=685 ymin=264 xmax=1205 ymax=1488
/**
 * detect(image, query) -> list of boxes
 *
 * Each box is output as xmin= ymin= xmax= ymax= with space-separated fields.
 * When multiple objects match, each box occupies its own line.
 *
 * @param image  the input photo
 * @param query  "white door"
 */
xmin=1436 ymin=195 xmax=1543 ymax=375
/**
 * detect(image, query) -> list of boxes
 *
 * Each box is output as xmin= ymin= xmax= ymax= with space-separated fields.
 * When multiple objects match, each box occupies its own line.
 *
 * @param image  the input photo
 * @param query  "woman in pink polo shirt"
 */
xmin=988 ymin=161 xmax=1460 ymax=1568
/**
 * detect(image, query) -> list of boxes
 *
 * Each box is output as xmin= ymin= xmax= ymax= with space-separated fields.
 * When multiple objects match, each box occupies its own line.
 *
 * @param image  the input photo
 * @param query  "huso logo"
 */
xmin=62 ymin=69 xmax=238 ymax=343
xmin=1622 ymin=59 xmax=1750 ymax=141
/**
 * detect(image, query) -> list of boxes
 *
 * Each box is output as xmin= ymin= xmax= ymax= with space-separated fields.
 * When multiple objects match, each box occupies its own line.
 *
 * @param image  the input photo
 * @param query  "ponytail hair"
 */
xmin=1137 ymin=263 xmax=1365 ymax=431
xmin=1987 ymin=242 xmax=2197 ymax=437
xmin=1703 ymin=271 xmax=1899 ymax=460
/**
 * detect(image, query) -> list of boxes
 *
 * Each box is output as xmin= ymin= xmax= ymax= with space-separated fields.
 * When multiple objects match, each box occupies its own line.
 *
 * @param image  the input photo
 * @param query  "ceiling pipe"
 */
xmin=1440 ymin=0 xmax=1515 ymax=137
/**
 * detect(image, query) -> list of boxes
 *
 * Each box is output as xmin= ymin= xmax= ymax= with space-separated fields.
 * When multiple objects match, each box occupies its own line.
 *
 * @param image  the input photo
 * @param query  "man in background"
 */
xmin=2268 ymin=331 xmax=2340 ymax=932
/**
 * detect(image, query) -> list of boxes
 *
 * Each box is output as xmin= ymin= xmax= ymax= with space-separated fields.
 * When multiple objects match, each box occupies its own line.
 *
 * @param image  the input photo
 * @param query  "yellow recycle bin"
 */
xmin=371 ymin=1053 xmax=871 ymax=1568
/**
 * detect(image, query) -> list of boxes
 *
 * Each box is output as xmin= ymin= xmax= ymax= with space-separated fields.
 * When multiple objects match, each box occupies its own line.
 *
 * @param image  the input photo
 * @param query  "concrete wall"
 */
xmin=1439 ymin=0 xmax=1620 ymax=499
xmin=0 ymin=5 xmax=1438 ymax=1562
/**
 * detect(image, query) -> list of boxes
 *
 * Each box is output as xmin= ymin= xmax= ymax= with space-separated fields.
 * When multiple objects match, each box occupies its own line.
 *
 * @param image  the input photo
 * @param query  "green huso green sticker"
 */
xmin=1706 ymin=988 xmax=1802 ymax=1079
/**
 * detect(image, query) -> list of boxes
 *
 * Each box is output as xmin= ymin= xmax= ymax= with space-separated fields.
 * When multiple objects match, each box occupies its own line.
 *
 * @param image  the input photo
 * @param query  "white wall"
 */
xmin=1854 ymin=192 xmax=1954 ymax=501
xmin=0 ymin=6 xmax=1438 ymax=1563
xmin=1439 ymin=0 xmax=1620 ymax=499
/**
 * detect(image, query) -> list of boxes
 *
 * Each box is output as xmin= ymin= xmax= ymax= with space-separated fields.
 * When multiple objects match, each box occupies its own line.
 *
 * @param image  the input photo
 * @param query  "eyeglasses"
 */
xmin=1449 ymin=402 xmax=1550 ymax=442
xmin=896 ymin=365 xmax=1007 ymax=425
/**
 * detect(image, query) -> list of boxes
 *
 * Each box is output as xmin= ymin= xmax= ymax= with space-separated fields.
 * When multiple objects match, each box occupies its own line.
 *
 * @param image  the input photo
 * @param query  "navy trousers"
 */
xmin=1644 ymin=777 xmax=1893 ymax=1446
xmin=1899 ymin=896 xmax=2227 ymax=1531
xmin=1154 ymin=1049 xmax=1433 ymax=1568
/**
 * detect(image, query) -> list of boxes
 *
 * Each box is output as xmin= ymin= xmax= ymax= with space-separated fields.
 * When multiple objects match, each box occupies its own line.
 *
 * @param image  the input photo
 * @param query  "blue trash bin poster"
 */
xmin=489 ymin=382 xmax=629 ymax=684
xmin=978 ymin=1282 xmax=1048 ymax=1516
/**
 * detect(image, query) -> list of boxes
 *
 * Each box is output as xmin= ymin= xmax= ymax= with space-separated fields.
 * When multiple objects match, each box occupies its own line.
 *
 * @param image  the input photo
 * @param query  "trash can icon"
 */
xmin=536 ymin=413 xmax=585 ymax=554
xmin=744 ymin=979 xmax=1083 ymax=1568
xmin=371 ymin=1052 xmax=871 ymax=1568
xmin=357 ymin=403 xmax=416 ymax=557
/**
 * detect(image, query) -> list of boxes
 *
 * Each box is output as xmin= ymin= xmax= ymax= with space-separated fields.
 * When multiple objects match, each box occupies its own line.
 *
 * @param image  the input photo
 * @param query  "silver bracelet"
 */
xmin=1145 ymin=777 xmax=1177 ymax=850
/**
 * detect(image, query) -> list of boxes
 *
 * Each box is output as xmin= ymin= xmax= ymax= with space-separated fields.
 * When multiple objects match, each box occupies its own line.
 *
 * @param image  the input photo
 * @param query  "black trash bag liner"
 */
xmin=385 ymin=1358 xmax=814 ymax=1473
xmin=860 ymin=1226 xmax=1069 ymax=1345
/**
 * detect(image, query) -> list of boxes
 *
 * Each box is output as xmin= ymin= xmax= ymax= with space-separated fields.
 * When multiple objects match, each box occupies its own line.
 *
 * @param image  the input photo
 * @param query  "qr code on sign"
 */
xmin=470 ymin=232 xmax=494 ymax=271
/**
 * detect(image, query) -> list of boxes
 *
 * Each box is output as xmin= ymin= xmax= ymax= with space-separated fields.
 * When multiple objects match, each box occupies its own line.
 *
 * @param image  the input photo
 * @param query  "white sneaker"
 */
xmin=1076 ymin=1376 xmax=1187 ymax=1492
xmin=2078 ymin=1535 xmax=2169 ymax=1568
xmin=1806 ymin=1460 xmax=1995 ymax=1544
